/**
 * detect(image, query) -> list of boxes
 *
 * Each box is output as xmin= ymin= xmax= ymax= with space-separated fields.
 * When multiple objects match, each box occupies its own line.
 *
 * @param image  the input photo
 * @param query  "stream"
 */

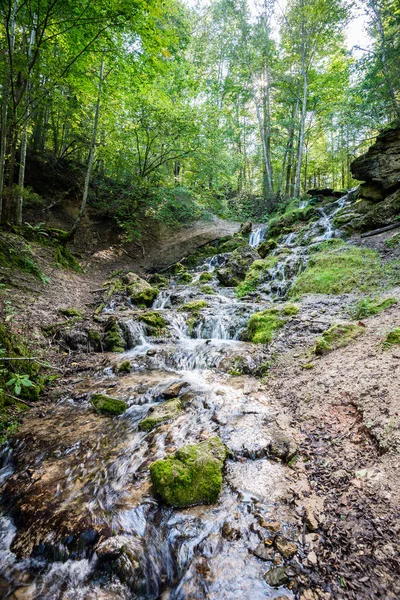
xmin=0 ymin=193 xmax=355 ymax=599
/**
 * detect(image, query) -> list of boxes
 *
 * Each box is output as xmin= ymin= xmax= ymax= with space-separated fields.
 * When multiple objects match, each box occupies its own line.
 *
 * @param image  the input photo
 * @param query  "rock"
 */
xmin=103 ymin=318 xmax=127 ymax=352
xmin=347 ymin=189 xmax=400 ymax=232
xmin=258 ymin=239 xmax=278 ymax=258
xmin=118 ymin=360 xmax=131 ymax=374
xmin=91 ymin=393 xmax=128 ymax=416
xmin=216 ymin=246 xmax=259 ymax=287
xmin=137 ymin=311 xmax=167 ymax=331
xmin=162 ymin=380 xmax=190 ymax=398
xmin=150 ymin=437 xmax=228 ymax=507
xmin=124 ymin=273 xmax=158 ymax=308
xmin=95 ymin=535 xmax=143 ymax=587
xmin=239 ymin=221 xmax=252 ymax=235
xmin=351 ymin=124 xmax=400 ymax=195
xmin=269 ymin=431 xmax=298 ymax=462
xmin=305 ymin=507 xmax=319 ymax=532
xmin=138 ymin=398 xmax=182 ymax=432
xmin=253 ymin=542 xmax=275 ymax=561
xmin=275 ymin=536 xmax=298 ymax=559
xmin=264 ymin=566 xmax=290 ymax=587
xmin=307 ymin=550 xmax=318 ymax=565
xmin=261 ymin=521 xmax=281 ymax=533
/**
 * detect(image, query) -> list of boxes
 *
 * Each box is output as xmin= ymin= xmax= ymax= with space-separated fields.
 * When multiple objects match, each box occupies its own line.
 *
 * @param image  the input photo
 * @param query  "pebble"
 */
xmin=307 ymin=550 xmax=318 ymax=565
xmin=261 ymin=521 xmax=281 ymax=532
xmin=275 ymin=536 xmax=298 ymax=559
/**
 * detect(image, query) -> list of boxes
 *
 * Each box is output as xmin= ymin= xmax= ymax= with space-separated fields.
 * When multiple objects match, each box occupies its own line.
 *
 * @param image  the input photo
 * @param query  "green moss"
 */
xmin=103 ymin=322 xmax=126 ymax=352
xmin=235 ymin=257 xmax=278 ymax=298
xmin=200 ymin=285 xmax=214 ymax=294
xmin=384 ymin=327 xmax=400 ymax=347
xmin=139 ymin=398 xmax=181 ymax=432
xmin=88 ymin=329 xmax=101 ymax=350
xmin=282 ymin=304 xmax=299 ymax=316
xmin=118 ymin=361 xmax=131 ymax=374
xmin=127 ymin=281 xmax=158 ymax=308
xmin=59 ymin=307 xmax=83 ymax=318
xmin=245 ymin=308 xmax=286 ymax=344
xmin=314 ymin=323 xmax=365 ymax=355
xmin=385 ymin=232 xmax=400 ymax=247
xmin=178 ymin=272 xmax=193 ymax=284
xmin=290 ymin=245 xmax=396 ymax=297
xmin=178 ymin=300 xmax=208 ymax=315
xmin=258 ymin=239 xmax=278 ymax=258
xmin=149 ymin=273 xmax=169 ymax=287
xmin=91 ymin=393 xmax=127 ymax=416
xmin=138 ymin=311 xmax=167 ymax=330
xmin=150 ymin=437 xmax=227 ymax=507
xmin=218 ymin=237 xmax=246 ymax=253
xmin=350 ymin=296 xmax=397 ymax=319
xmin=170 ymin=262 xmax=186 ymax=275
xmin=199 ymin=272 xmax=213 ymax=282
xmin=301 ymin=363 xmax=315 ymax=370
xmin=54 ymin=246 xmax=82 ymax=272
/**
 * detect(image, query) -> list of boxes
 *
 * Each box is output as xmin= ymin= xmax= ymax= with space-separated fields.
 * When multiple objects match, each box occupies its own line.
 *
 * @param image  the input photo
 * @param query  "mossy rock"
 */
xmin=149 ymin=273 xmax=169 ymax=287
xmin=235 ymin=257 xmax=278 ymax=298
xmin=118 ymin=360 xmax=131 ymax=374
xmin=150 ymin=437 xmax=228 ymax=507
xmin=257 ymin=239 xmax=278 ymax=258
xmin=178 ymin=300 xmax=208 ymax=315
xmin=139 ymin=398 xmax=182 ymax=432
xmin=138 ymin=311 xmax=167 ymax=330
xmin=216 ymin=246 xmax=259 ymax=287
xmin=59 ymin=307 xmax=83 ymax=318
xmin=281 ymin=304 xmax=299 ymax=316
xmin=245 ymin=308 xmax=286 ymax=344
xmin=169 ymin=263 xmax=186 ymax=275
xmin=178 ymin=272 xmax=193 ymax=284
xmin=91 ymin=393 xmax=127 ymax=416
xmin=125 ymin=274 xmax=158 ymax=308
xmin=384 ymin=327 xmax=400 ymax=347
xmin=200 ymin=285 xmax=214 ymax=294
xmin=103 ymin=321 xmax=127 ymax=353
xmin=88 ymin=329 xmax=102 ymax=350
xmin=314 ymin=323 xmax=365 ymax=355
xmin=217 ymin=237 xmax=247 ymax=253
xmin=199 ymin=272 xmax=213 ymax=282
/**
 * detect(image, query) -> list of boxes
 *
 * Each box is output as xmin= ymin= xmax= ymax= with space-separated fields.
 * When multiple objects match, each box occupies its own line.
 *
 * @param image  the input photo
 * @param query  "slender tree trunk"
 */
xmin=16 ymin=24 xmax=36 ymax=225
xmin=294 ymin=50 xmax=308 ymax=197
xmin=70 ymin=58 xmax=105 ymax=237
xmin=0 ymin=0 xmax=18 ymax=219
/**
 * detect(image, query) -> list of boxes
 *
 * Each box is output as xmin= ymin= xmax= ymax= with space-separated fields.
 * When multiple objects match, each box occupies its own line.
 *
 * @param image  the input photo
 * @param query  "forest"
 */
xmin=0 ymin=1 xmax=400 ymax=599
xmin=0 ymin=0 xmax=399 ymax=234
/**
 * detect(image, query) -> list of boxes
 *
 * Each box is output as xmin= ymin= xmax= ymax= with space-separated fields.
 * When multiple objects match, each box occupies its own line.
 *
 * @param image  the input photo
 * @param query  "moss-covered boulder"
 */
xmin=149 ymin=273 xmax=169 ymax=287
xmin=281 ymin=304 xmax=299 ymax=316
xmin=123 ymin=273 xmax=158 ymax=308
xmin=257 ymin=238 xmax=278 ymax=258
xmin=178 ymin=300 xmax=208 ymax=315
xmin=150 ymin=437 xmax=228 ymax=507
xmin=103 ymin=319 xmax=127 ymax=352
xmin=216 ymin=246 xmax=259 ymax=287
xmin=245 ymin=308 xmax=286 ymax=344
xmin=314 ymin=323 xmax=365 ymax=355
xmin=235 ymin=257 xmax=278 ymax=297
xmin=139 ymin=399 xmax=182 ymax=432
xmin=118 ymin=360 xmax=131 ymax=374
xmin=138 ymin=311 xmax=167 ymax=331
xmin=199 ymin=272 xmax=213 ymax=282
xmin=178 ymin=272 xmax=193 ymax=284
xmin=346 ymin=190 xmax=400 ymax=233
xmin=91 ymin=393 xmax=128 ymax=415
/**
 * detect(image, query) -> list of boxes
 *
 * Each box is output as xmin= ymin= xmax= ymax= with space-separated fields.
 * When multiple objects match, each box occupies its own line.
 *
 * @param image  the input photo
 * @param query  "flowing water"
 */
xmin=0 ymin=192 xmax=355 ymax=600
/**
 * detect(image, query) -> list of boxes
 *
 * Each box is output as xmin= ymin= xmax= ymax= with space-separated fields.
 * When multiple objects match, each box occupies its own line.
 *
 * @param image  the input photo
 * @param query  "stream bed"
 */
xmin=0 ymin=193 xmax=356 ymax=599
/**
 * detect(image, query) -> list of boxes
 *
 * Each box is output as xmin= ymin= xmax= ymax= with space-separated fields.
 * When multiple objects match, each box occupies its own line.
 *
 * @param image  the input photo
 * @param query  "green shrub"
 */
xmin=384 ymin=327 xmax=400 ymax=348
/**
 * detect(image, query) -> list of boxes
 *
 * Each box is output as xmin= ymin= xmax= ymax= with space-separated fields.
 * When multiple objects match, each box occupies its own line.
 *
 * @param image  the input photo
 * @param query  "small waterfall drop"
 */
xmin=249 ymin=225 xmax=268 ymax=247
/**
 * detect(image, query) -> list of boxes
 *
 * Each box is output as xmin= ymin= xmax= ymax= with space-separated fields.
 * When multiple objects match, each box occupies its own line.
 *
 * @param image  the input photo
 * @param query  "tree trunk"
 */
xmin=294 ymin=54 xmax=308 ymax=197
xmin=70 ymin=58 xmax=105 ymax=237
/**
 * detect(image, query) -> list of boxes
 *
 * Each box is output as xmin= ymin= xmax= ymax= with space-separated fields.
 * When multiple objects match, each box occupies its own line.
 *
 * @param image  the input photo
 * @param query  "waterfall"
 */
xmin=249 ymin=225 xmax=268 ymax=247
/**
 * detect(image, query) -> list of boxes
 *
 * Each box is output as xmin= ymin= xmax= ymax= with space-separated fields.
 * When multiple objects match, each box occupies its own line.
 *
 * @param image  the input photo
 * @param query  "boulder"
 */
xmin=138 ymin=398 xmax=182 ymax=431
xmin=103 ymin=318 xmax=127 ymax=352
xmin=91 ymin=393 xmax=128 ymax=416
xmin=95 ymin=535 xmax=144 ymax=587
xmin=216 ymin=246 xmax=259 ymax=287
xmin=351 ymin=124 xmax=400 ymax=196
xmin=150 ymin=437 xmax=228 ymax=507
xmin=239 ymin=221 xmax=253 ymax=235
xmin=124 ymin=273 xmax=158 ymax=307
xmin=347 ymin=189 xmax=400 ymax=232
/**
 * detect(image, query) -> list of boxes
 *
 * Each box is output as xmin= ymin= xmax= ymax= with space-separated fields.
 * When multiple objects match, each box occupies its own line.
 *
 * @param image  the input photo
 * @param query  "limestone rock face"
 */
xmin=351 ymin=124 xmax=400 ymax=197
xmin=348 ymin=124 xmax=400 ymax=232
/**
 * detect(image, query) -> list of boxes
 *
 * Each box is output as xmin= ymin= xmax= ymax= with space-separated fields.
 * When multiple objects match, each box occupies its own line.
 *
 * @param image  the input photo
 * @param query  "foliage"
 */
xmin=350 ymin=296 xmax=397 ymax=319
xmin=6 ymin=374 xmax=35 ymax=397
xmin=384 ymin=327 xmax=400 ymax=348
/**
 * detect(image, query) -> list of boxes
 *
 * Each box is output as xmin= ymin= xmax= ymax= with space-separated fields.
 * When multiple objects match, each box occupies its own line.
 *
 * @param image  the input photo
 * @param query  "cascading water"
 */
xmin=0 ymin=190 xmax=357 ymax=600
xmin=249 ymin=225 xmax=268 ymax=248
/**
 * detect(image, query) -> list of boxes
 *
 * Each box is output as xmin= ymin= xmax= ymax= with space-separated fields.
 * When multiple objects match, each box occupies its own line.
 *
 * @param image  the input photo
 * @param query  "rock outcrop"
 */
xmin=345 ymin=124 xmax=400 ymax=232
